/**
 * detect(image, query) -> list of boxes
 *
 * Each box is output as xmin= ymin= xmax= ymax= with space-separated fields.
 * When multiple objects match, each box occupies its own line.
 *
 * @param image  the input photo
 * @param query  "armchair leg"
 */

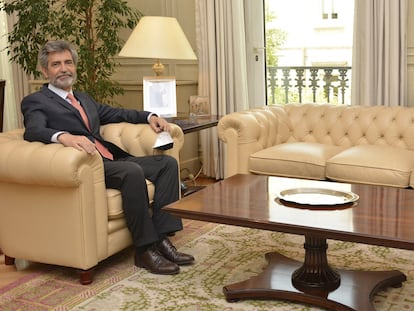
xmin=2 ymin=254 xmax=94 ymax=284
xmin=79 ymin=268 xmax=94 ymax=285
xmin=4 ymin=255 xmax=15 ymax=265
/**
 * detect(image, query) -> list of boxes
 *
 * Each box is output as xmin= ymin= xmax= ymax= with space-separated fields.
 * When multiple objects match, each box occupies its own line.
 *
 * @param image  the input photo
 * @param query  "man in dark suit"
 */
xmin=21 ymin=40 xmax=194 ymax=275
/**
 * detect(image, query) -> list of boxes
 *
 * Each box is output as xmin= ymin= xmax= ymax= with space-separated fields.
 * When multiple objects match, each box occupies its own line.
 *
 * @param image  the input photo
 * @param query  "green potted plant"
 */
xmin=1 ymin=0 xmax=142 ymax=105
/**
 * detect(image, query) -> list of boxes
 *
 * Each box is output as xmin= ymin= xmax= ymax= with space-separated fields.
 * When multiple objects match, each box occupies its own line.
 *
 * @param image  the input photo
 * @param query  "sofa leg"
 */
xmin=4 ymin=255 xmax=15 ymax=265
xmin=79 ymin=268 xmax=94 ymax=285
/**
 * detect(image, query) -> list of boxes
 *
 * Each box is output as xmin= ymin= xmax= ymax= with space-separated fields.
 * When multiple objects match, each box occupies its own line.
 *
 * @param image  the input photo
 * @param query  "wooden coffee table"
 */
xmin=164 ymin=174 xmax=414 ymax=311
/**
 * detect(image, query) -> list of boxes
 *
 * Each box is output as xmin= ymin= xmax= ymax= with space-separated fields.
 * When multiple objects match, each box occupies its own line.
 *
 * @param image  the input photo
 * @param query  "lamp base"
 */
xmin=153 ymin=59 xmax=165 ymax=76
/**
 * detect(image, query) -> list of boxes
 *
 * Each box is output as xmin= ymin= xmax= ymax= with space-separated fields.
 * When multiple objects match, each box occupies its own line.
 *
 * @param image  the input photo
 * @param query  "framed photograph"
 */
xmin=143 ymin=76 xmax=177 ymax=117
xmin=189 ymin=95 xmax=210 ymax=116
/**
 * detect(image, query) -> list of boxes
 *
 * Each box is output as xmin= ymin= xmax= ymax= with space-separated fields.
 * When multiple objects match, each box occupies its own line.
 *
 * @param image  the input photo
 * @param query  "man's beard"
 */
xmin=51 ymin=72 xmax=77 ymax=90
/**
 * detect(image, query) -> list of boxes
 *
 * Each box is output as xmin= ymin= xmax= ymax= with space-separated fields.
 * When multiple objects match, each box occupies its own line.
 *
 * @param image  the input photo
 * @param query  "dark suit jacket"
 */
xmin=21 ymin=85 xmax=152 ymax=159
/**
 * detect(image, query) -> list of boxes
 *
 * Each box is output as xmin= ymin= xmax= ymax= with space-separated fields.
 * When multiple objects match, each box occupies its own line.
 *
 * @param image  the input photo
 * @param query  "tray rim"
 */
xmin=277 ymin=187 xmax=359 ymax=206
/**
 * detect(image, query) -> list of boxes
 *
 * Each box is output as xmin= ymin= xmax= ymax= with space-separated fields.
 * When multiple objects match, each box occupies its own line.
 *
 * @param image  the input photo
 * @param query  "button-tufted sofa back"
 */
xmin=259 ymin=104 xmax=414 ymax=150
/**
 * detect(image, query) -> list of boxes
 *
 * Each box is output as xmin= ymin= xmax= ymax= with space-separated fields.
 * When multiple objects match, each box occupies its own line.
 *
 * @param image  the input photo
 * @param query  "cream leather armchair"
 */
xmin=0 ymin=122 xmax=184 ymax=284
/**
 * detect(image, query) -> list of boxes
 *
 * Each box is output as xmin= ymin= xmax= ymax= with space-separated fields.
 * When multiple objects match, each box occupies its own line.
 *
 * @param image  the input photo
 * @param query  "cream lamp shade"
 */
xmin=119 ymin=16 xmax=197 ymax=75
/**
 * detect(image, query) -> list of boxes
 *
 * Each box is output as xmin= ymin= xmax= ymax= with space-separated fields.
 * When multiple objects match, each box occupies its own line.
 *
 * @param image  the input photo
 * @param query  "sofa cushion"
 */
xmin=249 ymin=142 xmax=347 ymax=180
xmin=107 ymin=180 xmax=155 ymax=220
xmin=326 ymin=145 xmax=414 ymax=188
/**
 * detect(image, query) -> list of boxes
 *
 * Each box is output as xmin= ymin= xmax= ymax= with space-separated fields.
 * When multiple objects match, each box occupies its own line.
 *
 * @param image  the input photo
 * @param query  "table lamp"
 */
xmin=119 ymin=16 xmax=197 ymax=76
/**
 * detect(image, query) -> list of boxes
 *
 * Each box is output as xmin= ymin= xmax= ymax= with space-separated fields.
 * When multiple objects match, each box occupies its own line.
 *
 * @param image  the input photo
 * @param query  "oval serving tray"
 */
xmin=277 ymin=187 xmax=359 ymax=206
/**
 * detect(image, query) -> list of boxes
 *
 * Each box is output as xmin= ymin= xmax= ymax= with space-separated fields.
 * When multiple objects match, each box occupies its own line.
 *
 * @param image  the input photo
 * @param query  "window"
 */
xmin=265 ymin=0 xmax=354 ymax=105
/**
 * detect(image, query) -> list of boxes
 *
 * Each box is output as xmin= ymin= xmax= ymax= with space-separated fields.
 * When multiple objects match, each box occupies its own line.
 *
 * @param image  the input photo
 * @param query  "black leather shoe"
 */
xmin=135 ymin=246 xmax=179 ymax=275
xmin=157 ymin=238 xmax=195 ymax=265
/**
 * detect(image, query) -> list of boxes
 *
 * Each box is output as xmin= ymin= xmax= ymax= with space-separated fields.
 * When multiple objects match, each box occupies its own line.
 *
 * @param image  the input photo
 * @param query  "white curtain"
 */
xmin=195 ymin=0 xmax=249 ymax=179
xmin=0 ymin=7 xmax=19 ymax=131
xmin=352 ymin=0 xmax=408 ymax=106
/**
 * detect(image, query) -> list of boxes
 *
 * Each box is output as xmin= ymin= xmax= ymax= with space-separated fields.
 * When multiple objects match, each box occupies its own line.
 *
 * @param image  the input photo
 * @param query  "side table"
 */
xmin=166 ymin=115 xmax=220 ymax=196
xmin=166 ymin=115 xmax=219 ymax=134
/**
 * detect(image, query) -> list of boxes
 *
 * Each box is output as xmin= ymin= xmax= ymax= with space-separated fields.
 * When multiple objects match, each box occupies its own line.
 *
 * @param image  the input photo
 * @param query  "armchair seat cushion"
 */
xmin=107 ymin=181 xmax=155 ymax=220
xmin=326 ymin=145 xmax=414 ymax=187
xmin=249 ymin=142 xmax=346 ymax=180
xmin=108 ymin=218 xmax=128 ymax=235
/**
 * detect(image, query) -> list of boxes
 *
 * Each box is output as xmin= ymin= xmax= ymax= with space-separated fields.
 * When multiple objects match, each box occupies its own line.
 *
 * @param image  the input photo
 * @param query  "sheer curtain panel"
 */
xmin=0 ymin=8 xmax=19 ymax=130
xmin=352 ymin=0 xmax=408 ymax=106
xmin=195 ymin=0 xmax=249 ymax=179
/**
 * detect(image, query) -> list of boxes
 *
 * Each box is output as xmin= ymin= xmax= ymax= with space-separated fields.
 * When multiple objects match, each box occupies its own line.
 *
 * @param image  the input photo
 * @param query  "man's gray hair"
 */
xmin=38 ymin=40 xmax=78 ymax=69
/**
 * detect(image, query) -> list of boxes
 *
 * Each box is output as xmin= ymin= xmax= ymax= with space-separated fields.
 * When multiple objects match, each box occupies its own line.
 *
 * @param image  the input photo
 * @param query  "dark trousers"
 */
xmin=103 ymin=155 xmax=183 ymax=247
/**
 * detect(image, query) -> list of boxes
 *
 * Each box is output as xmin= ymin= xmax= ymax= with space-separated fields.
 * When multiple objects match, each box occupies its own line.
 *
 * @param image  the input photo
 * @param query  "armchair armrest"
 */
xmin=0 ymin=137 xmax=103 ymax=187
xmin=100 ymin=122 xmax=184 ymax=162
xmin=0 ymin=132 xmax=108 ymax=269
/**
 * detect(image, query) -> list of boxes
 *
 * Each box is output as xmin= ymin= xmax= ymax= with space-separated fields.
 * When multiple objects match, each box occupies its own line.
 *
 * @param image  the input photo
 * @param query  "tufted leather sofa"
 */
xmin=0 ymin=122 xmax=184 ymax=284
xmin=218 ymin=103 xmax=414 ymax=188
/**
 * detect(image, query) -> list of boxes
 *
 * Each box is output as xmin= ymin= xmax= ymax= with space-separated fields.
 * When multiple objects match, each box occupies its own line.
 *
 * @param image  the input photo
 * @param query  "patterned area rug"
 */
xmin=1 ymin=220 xmax=414 ymax=311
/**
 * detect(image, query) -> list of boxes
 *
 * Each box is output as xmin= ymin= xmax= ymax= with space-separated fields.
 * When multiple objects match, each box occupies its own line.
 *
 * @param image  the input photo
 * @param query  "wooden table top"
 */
xmin=164 ymin=174 xmax=414 ymax=250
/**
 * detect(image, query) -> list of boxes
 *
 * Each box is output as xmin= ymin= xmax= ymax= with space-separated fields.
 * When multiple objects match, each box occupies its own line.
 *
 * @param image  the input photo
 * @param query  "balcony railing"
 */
xmin=267 ymin=66 xmax=352 ymax=105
